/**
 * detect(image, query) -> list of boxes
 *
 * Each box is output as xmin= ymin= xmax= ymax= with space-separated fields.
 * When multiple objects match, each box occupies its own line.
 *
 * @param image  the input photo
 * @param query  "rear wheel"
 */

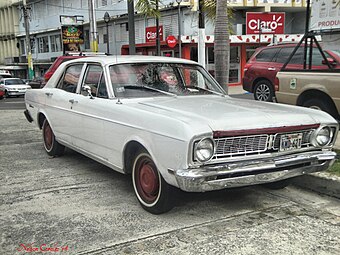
xmin=254 ymin=80 xmax=274 ymax=102
xmin=42 ymin=119 xmax=65 ymax=156
xmin=132 ymin=150 xmax=176 ymax=214
xmin=302 ymin=98 xmax=338 ymax=119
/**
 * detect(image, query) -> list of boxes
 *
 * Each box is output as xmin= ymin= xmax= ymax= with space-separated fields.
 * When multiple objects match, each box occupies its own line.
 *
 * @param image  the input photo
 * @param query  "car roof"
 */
xmin=65 ymin=55 xmax=200 ymax=66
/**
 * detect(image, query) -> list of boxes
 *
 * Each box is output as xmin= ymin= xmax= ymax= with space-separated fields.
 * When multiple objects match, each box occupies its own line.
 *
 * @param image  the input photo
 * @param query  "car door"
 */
xmin=44 ymin=63 xmax=85 ymax=145
xmin=69 ymin=63 xmax=110 ymax=158
xmin=251 ymin=47 xmax=280 ymax=84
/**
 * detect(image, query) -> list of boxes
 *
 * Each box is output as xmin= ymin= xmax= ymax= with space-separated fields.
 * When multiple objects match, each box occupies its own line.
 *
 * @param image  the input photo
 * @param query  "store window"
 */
xmin=50 ymin=35 xmax=61 ymax=52
xmin=38 ymin=36 xmax=49 ymax=53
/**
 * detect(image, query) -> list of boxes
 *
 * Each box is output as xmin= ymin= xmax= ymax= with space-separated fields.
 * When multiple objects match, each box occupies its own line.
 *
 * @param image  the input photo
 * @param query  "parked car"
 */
xmin=27 ymin=77 xmax=45 ymax=89
xmin=243 ymin=43 xmax=340 ymax=102
xmin=0 ymin=78 xmax=32 ymax=97
xmin=24 ymin=56 xmax=338 ymax=214
xmin=0 ymin=69 xmax=12 ymax=79
xmin=43 ymin=55 xmax=86 ymax=85
xmin=0 ymin=83 xmax=5 ymax=99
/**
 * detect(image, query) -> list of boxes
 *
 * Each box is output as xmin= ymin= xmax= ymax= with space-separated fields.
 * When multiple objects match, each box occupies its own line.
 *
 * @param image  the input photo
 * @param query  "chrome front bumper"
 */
xmin=173 ymin=150 xmax=336 ymax=192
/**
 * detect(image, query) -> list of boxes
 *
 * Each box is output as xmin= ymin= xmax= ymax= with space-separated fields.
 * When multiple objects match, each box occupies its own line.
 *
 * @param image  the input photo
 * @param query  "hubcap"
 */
xmin=255 ymin=84 xmax=270 ymax=101
xmin=309 ymin=105 xmax=322 ymax=111
xmin=44 ymin=122 xmax=53 ymax=150
xmin=136 ymin=157 xmax=159 ymax=203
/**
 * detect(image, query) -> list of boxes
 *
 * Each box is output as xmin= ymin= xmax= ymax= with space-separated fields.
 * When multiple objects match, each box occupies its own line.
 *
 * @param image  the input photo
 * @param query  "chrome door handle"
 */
xmin=69 ymin=99 xmax=78 ymax=104
xmin=45 ymin=92 xmax=53 ymax=96
xmin=268 ymin=67 xmax=276 ymax=71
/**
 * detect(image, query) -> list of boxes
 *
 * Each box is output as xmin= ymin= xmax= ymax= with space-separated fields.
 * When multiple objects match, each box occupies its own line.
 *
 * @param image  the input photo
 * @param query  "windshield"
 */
xmin=5 ymin=79 xmax=25 ymax=85
xmin=109 ymin=63 xmax=226 ymax=98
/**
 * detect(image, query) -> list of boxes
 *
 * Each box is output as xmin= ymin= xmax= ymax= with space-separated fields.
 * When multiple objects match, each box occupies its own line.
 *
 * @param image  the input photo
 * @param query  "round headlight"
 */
xmin=315 ymin=126 xmax=332 ymax=147
xmin=194 ymin=138 xmax=214 ymax=162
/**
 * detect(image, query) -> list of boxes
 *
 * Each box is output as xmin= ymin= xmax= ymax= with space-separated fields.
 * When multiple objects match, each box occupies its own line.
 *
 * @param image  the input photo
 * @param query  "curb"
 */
xmin=291 ymin=172 xmax=340 ymax=199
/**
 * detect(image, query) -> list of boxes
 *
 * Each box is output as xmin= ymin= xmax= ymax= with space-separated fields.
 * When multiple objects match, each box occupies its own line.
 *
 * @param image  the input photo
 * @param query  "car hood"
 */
xmin=5 ymin=84 xmax=30 ymax=88
xmin=135 ymin=95 xmax=335 ymax=132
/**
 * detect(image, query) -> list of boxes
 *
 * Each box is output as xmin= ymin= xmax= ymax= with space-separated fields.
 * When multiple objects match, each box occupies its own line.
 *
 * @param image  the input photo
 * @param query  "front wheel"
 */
xmin=302 ymin=98 xmax=338 ymax=119
xmin=254 ymin=80 xmax=274 ymax=102
xmin=132 ymin=150 xmax=176 ymax=214
xmin=42 ymin=119 xmax=65 ymax=156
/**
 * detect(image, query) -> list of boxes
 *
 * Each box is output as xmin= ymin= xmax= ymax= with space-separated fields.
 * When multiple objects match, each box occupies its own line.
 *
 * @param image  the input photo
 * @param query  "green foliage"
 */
xmin=135 ymin=0 xmax=162 ymax=18
xmin=328 ymin=149 xmax=340 ymax=176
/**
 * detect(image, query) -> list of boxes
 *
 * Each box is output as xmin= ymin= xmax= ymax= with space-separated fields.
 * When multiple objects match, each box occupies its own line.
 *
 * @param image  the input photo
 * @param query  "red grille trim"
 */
xmin=213 ymin=124 xmax=320 ymax=138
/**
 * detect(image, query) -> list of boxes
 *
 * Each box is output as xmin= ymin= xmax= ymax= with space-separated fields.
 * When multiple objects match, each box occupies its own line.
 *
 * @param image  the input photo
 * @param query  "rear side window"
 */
xmin=255 ymin=48 xmax=279 ymax=62
xmin=57 ymin=64 xmax=83 ymax=93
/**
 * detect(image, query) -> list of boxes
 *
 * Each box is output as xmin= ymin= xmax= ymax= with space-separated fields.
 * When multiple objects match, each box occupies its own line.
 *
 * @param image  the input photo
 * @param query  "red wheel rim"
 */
xmin=44 ymin=121 xmax=53 ymax=150
xmin=135 ymin=156 xmax=160 ymax=204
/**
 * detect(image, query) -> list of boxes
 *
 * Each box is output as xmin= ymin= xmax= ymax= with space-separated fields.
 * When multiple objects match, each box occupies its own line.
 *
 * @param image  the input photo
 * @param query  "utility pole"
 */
xmin=198 ymin=0 xmax=205 ymax=68
xmin=127 ymin=0 xmax=136 ymax=54
xmin=23 ymin=0 xmax=34 ymax=79
xmin=88 ymin=0 xmax=98 ymax=52
xmin=156 ymin=0 xmax=161 ymax=56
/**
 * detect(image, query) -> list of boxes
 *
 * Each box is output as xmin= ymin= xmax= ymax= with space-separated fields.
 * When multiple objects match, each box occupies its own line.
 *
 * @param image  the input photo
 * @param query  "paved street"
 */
xmin=1 ymin=109 xmax=339 ymax=254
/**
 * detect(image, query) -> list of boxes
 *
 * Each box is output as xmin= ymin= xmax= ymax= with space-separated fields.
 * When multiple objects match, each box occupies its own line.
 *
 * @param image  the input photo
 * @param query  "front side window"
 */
xmin=255 ymin=48 xmax=279 ymax=62
xmin=81 ymin=65 xmax=107 ymax=98
xmin=109 ymin=63 xmax=225 ymax=98
xmin=58 ymin=64 xmax=83 ymax=93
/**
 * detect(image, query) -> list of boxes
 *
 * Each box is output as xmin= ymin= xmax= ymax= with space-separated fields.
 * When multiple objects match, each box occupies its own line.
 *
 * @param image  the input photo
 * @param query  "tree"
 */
xmin=135 ymin=0 xmax=162 ymax=55
xmin=213 ymin=0 xmax=229 ymax=92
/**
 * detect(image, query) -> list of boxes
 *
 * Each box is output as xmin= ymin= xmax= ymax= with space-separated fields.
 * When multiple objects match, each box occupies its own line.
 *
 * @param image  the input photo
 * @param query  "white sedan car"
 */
xmin=0 ymin=78 xmax=32 ymax=97
xmin=24 ymin=56 xmax=338 ymax=214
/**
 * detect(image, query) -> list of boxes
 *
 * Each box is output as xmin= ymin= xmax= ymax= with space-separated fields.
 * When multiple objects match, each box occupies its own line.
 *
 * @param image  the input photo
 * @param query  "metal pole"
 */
xmin=305 ymin=0 xmax=311 ymax=34
xmin=198 ymin=0 xmax=205 ymax=67
xmin=106 ymin=23 xmax=110 ymax=54
xmin=177 ymin=2 xmax=182 ymax=58
xmin=89 ymin=0 xmax=98 ymax=52
xmin=23 ymin=0 xmax=34 ymax=79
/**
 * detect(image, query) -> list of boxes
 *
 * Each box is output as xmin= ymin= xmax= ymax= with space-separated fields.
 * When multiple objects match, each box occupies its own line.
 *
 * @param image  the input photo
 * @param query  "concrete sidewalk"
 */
xmin=227 ymin=85 xmax=248 ymax=95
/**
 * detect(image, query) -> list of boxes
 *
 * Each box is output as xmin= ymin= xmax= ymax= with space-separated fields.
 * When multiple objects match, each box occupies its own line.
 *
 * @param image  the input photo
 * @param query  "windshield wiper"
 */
xmin=186 ymin=86 xmax=226 ymax=96
xmin=123 ymin=85 xmax=177 ymax=97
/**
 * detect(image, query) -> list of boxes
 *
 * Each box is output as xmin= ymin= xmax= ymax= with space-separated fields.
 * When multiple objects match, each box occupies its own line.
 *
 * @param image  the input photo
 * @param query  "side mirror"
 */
xmin=82 ymin=85 xmax=94 ymax=98
xmin=322 ymin=58 xmax=337 ymax=66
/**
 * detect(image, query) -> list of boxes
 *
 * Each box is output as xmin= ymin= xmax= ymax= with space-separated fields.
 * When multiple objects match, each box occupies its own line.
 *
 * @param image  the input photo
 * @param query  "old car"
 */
xmin=0 ymin=78 xmax=32 ymax=97
xmin=24 ymin=56 xmax=338 ymax=214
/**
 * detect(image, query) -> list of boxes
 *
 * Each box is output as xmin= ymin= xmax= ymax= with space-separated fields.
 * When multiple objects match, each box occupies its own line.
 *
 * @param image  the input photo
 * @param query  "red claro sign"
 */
xmin=166 ymin=35 xmax=177 ymax=48
xmin=145 ymin=26 xmax=164 ymax=43
xmin=246 ymin=12 xmax=285 ymax=34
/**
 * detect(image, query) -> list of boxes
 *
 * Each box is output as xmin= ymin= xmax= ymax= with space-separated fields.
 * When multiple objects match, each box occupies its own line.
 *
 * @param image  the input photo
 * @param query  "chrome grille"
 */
xmin=215 ymin=135 xmax=269 ymax=158
xmin=213 ymin=129 xmax=315 ymax=159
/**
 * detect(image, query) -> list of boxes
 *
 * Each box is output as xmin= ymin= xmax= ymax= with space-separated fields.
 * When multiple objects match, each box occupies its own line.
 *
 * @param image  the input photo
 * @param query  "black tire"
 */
xmin=5 ymin=90 xmax=10 ymax=98
xmin=132 ymin=150 xmax=176 ymax=214
xmin=262 ymin=179 xmax=291 ymax=190
xmin=302 ymin=98 xmax=338 ymax=119
xmin=254 ymin=80 xmax=274 ymax=102
xmin=42 ymin=119 xmax=65 ymax=156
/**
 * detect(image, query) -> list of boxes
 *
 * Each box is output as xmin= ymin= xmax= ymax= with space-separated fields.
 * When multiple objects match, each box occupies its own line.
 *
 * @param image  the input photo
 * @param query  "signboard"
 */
xmin=166 ymin=35 xmax=177 ymax=48
xmin=246 ymin=12 xmax=285 ymax=34
xmin=145 ymin=26 xmax=164 ymax=43
xmin=62 ymin=25 xmax=84 ymax=52
xmin=310 ymin=0 xmax=340 ymax=31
